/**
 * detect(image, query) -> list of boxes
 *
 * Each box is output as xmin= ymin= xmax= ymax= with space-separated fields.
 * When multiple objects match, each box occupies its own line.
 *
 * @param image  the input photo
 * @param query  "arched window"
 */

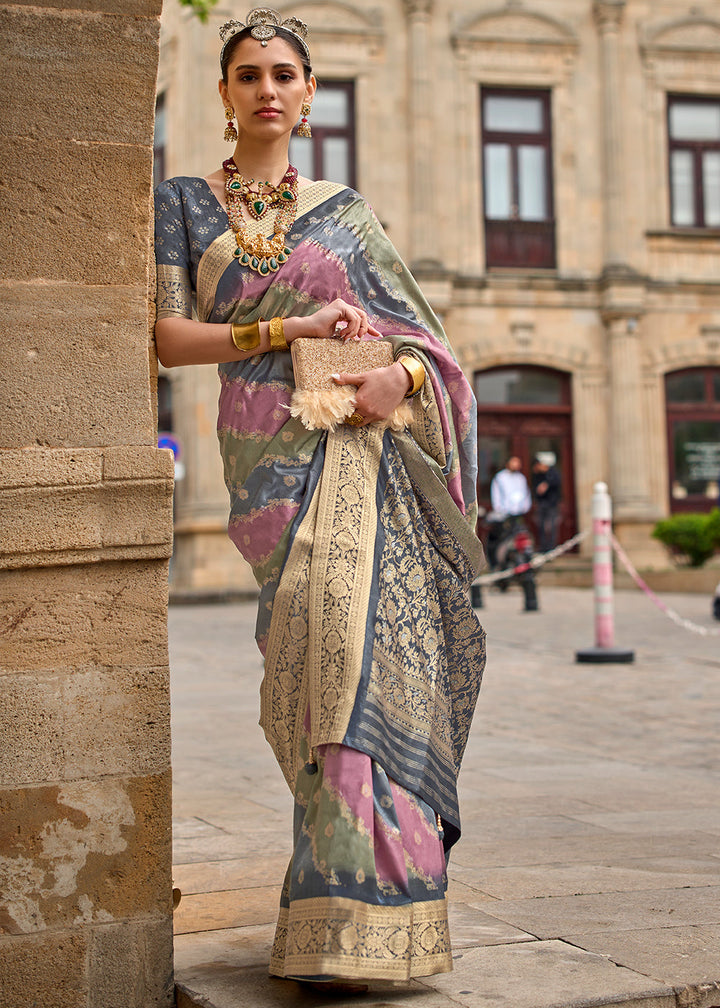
xmin=666 ymin=367 xmax=720 ymax=510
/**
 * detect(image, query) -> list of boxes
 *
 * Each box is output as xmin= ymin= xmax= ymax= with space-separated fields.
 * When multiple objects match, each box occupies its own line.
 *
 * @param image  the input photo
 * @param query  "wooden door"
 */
xmin=475 ymin=367 xmax=577 ymax=548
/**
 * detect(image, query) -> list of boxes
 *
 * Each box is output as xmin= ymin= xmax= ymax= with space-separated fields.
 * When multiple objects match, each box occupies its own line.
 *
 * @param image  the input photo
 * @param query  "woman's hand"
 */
xmin=332 ymin=362 xmax=412 ymax=424
xmin=284 ymin=298 xmax=382 ymax=343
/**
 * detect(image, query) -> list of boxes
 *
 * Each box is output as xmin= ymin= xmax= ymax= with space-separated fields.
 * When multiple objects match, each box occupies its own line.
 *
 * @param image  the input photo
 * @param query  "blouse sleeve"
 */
xmin=154 ymin=179 xmax=193 ymax=320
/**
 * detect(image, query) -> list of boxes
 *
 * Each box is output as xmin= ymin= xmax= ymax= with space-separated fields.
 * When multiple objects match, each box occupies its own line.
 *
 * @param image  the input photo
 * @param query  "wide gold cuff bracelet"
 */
xmin=268 ymin=316 xmax=288 ymax=351
xmin=398 ymin=355 xmax=425 ymax=397
xmin=231 ymin=320 xmax=261 ymax=353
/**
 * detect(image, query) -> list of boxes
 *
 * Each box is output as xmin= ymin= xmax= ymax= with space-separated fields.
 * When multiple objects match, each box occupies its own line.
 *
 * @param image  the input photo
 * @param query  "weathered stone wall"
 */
xmin=0 ymin=2 xmax=174 ymax=1006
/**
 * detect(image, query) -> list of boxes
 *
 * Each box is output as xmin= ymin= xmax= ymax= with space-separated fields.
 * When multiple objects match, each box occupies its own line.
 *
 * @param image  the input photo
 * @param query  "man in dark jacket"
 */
xmin=532 ymin=453 xmax=562 ymax=552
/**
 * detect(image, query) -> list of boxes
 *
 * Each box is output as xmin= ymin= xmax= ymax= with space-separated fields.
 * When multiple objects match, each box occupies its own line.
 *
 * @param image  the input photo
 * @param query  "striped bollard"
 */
xmin=576 ymin=482 xmax=634 ymax=663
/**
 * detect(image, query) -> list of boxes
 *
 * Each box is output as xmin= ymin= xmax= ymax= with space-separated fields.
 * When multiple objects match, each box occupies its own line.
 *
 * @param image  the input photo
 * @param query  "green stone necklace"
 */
xmin=222 ymin=158 xmax=298 ymax=276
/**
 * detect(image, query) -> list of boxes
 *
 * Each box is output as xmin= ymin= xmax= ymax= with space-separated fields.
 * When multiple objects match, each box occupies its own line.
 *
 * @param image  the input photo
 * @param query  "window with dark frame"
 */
xmin=668 ymin=94 xmax=720 ymax=229
xmin=665 ymin=366 xmax=720 ymax=512
xmin=480 ymin=87 xmax=556 ymax=269
xmin=289 ymin=81 xmax=356 ymax=189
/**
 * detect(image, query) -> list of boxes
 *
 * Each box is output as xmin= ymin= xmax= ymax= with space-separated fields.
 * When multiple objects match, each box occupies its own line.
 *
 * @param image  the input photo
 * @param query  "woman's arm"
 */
xmin=154 ymin=298 xmax=381 ymax=368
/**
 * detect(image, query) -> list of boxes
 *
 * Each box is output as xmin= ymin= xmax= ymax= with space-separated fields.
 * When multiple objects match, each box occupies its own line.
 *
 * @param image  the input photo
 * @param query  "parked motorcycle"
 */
xmin=473 ymin=514 xmax=539 ymax=612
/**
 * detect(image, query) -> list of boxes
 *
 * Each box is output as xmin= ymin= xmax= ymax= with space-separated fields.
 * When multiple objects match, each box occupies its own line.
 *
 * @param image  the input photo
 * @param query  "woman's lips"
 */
xmin=256 ymin=108 xmax=280 ymax=118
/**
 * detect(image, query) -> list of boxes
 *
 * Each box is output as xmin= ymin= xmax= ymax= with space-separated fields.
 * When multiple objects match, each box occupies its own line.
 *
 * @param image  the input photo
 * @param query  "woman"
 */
xmin=154 ymin=8 xmax=486 ymax=985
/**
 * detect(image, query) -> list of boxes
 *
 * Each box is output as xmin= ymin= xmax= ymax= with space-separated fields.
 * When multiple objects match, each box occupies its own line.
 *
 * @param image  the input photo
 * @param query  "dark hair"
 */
xmin=221 ymin=27 xmax=313 ymax=83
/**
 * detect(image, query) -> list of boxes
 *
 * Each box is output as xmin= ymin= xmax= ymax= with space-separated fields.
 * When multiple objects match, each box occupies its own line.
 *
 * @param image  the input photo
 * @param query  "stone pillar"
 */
xmin=606 ymin=313 xmax=653 ymax=516
xmin=600 ymin=297 xmax=665 ymax=563
xmin=593 ymin=0 xmax=627 ymax=269
xmin=0 ymin=4 xmax=175 ymax=1007
xmin=593 ymin=1 xmax=661 ymax=558
xmin=403 ymin=0 xmax=440 ymax=270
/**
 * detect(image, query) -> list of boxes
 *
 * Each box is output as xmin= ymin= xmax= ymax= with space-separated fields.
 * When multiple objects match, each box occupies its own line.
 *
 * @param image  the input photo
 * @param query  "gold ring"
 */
xmin=346 ymin=411 xmax=364 ymax=426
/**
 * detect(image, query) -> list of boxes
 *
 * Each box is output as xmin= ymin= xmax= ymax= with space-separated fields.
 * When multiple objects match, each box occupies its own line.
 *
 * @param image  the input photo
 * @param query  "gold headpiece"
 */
xmin=219 ymin=8 xmax=310 ymax=64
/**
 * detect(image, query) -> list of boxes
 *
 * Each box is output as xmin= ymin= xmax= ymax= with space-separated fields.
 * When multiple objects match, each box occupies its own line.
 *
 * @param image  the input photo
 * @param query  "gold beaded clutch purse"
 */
xmin=289 ymin=338 xmax=412 ymax=432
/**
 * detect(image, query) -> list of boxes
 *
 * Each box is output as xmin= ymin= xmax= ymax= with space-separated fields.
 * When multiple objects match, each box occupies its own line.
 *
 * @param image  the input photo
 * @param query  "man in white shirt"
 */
xmin=490 ymin=456 xmax=531 ymax=517
xmin=487 ymin=456 xmax=531 ymax=567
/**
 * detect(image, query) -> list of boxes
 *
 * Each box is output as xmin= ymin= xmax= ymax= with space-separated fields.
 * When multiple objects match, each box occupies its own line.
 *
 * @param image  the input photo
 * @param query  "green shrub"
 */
xmin=652 ymin=509 xmax=720 ymax=567
xmin=178 ymin=0 xmax=218 ymax=22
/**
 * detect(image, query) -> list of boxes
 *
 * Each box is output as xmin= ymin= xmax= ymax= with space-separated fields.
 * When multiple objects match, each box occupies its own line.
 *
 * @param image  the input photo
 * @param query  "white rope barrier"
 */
xmin=474 ymin=517 xmax=719 ymax=637
xmin=473 ymin=530 xmax=588 ymax=586
xmin=611 ymin=534 xmax=720 ymax=638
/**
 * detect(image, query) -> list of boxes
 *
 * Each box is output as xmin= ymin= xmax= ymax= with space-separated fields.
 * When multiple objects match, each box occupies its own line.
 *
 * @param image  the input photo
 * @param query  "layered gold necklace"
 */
xmin=223 ymin=157 xmax=298 ymax=275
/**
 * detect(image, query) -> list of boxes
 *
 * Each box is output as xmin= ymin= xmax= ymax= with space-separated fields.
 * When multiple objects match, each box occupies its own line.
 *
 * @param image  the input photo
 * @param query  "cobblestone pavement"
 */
xmin=170 ymin=584 xmax=720 ymax=1008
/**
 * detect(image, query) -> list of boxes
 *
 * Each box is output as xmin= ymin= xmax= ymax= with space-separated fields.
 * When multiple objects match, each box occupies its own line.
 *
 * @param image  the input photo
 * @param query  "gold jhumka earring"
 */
xmin=224 ymin=106 xmax=238 ymax=142
xmin=298 ymin=101 xmax=312 ymax=138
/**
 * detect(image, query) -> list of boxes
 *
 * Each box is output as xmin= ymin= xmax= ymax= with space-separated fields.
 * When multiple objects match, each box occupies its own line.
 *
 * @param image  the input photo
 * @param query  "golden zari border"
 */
xmin=156 ymin=264 xmax=192 ymax=319
xmin=260 ymin=424 xmax=385 ymax=786
xmin=196 ymin=181 xmax=348 ymax=321
xmin=270 ymin=895 xmax=452 ymax=981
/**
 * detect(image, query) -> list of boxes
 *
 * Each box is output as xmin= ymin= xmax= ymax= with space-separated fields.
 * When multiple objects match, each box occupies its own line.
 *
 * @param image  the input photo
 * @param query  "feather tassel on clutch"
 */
xmin=289 ymin=338 xmax=412 ymax=432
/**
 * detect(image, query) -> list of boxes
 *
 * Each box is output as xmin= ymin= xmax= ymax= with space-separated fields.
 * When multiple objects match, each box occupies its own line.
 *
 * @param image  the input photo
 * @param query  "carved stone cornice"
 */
xmin=593 ymin=0 xmax=625 ymax=32
xmin=451 ymin=2 xmax=578 ymax=53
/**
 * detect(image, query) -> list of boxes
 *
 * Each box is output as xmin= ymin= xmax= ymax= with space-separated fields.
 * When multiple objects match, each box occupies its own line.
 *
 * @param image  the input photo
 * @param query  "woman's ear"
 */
xmin=218 ymin=78 xmax=228 ymax=104
xmin=305 ymin=74 xmax=317 ymax=103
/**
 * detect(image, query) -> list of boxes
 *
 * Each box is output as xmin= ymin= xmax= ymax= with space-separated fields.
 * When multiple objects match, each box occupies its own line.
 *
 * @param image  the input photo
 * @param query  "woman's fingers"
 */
xmin=306 ymin=299 xmax=383 ymax=342
xmin=332 ymin=371 xmax=365 ymax=386
xmin=333 ymin=364 xmax=408 ymax=423
xmin=328 ymin=299 xmax=374 ymax=341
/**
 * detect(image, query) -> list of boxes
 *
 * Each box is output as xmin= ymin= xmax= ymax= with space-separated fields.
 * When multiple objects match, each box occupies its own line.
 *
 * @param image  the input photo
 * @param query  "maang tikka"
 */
xmin=219 ymin=9 xmax=311 ymax=64
xmin=298 ymin=101 xmax=312 ymax=138
xmin=224 ymin=106 xmax=238 ymax=143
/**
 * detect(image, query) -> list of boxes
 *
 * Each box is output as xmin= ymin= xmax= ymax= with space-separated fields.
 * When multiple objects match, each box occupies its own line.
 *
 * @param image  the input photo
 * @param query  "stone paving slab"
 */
xmin=170 ymin=587 xmax=720 ymax=1008
xmin=173 ymin=855 xmax=291 ymax=896
xmin=174 ymin=886 xmax=283 ymax=935
xmin=449 ymin=857 xmax=720 ymax=900
xmin=427 ymin=942 xmax=676 ymax=1008
xmin=562 ymin=925 xmax=720 ymax=988
xmin=480 ymin=885 xmax=720 ymax=940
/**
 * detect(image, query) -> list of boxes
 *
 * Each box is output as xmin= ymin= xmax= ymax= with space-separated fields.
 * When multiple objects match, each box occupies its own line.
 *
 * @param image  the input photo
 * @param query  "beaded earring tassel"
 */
xmin=224 ymin=106 xmax=238 ymax=143
xmin=298 ymin=102 xmax=312 ymax=138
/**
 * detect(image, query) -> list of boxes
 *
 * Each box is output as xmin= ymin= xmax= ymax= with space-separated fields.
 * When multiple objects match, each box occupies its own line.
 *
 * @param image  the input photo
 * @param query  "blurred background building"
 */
xmin=155 ymin=0 xmax=720 ymax=594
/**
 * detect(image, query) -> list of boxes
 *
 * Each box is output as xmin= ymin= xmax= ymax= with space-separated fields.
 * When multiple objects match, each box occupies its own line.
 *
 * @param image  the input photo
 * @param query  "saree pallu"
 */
xmin=154 ymin=176 xmax=486 ymax=980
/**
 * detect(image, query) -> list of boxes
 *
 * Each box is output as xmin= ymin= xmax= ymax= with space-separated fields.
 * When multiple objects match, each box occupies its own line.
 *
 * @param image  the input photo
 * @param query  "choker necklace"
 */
xmin=223 ymin=158 xmax=298 ymax=275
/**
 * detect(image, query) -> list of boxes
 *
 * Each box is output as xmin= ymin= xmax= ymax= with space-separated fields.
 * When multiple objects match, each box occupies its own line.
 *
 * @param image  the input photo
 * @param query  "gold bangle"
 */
xmin=398 ymin=355 xmax=425 ymax=397
xmin=268 ymin=316 xmax=287 ymax=351
xmin=231 ymin=320 xmax=261 ymax=353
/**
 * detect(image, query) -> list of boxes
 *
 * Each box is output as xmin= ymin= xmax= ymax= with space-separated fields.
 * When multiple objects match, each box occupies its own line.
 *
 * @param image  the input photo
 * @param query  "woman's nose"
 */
xmin=258 ymin=75 xmax=276 ymax=99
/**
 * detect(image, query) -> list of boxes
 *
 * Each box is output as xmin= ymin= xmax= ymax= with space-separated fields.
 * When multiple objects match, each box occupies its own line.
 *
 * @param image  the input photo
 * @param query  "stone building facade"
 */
xmin=1 ymin=2 xmax=174 ymax=1005
xmin=156 ymin=0 xmax=720 ymax=592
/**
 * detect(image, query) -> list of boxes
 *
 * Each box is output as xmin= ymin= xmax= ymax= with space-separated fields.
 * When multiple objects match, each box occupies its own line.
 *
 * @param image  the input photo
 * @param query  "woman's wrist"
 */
xmin=397 ymin=355 xmax=425 ymax=396
xmin=230 ymin=320 xmax=261 ymax=353
xmin=281 ymin=316 xmax=305 ymax=344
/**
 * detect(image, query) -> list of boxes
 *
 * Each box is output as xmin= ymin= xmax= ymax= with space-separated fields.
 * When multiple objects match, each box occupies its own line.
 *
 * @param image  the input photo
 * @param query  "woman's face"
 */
xmin=219 ymin=35 xmax=315 ymax=143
